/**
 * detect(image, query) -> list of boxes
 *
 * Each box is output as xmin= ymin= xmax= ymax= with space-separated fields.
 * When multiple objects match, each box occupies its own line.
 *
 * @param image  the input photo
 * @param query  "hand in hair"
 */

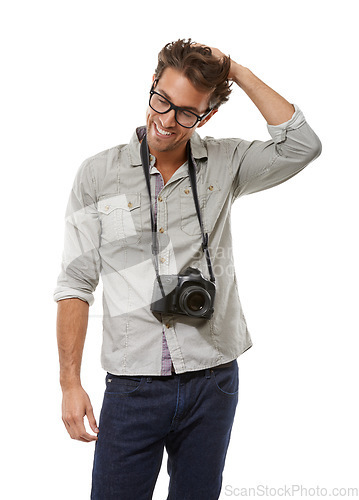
xmin=192 ymin=43 xmax=239 ymax=81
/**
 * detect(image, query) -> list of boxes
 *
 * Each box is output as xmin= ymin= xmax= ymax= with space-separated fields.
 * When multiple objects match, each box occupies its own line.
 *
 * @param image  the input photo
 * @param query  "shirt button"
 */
xmin=208 ymin=185 xmax=214 ymax=191
xmin=104 ymin=205 xmax=109 ymax=211
xmin=159 ymin=227 xmax=164 ymax=233
xmin=160 ymin=257 xmax=166 ymax=263
xmin=184 ymin=189 xmax=190 ymax=194
xmin=158 ymin=196 xmax=163 ymax=202
xmin=165 ymin=323 xmax=171 ymax=329
xmin=128 ymin=202 xmax=133 ymax=208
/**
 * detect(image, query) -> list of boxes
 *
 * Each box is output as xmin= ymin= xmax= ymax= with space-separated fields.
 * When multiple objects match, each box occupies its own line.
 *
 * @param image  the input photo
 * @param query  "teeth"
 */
xmin=155 ymin=122 xmax=171 ymax=136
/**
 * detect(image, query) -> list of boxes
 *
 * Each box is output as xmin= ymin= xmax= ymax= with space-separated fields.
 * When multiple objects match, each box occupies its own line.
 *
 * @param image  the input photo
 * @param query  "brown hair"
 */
xmin=154 ymin=38 xmax=232 ymax=110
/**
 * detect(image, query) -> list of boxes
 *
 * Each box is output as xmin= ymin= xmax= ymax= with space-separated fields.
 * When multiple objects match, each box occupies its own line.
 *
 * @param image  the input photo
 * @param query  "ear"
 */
xmin=197 ymin=109 xmax=218 ymax=128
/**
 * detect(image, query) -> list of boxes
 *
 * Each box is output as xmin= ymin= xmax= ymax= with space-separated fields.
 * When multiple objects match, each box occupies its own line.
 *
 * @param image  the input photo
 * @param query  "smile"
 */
xmin=154 ymin=122 xmax=173 ymax=137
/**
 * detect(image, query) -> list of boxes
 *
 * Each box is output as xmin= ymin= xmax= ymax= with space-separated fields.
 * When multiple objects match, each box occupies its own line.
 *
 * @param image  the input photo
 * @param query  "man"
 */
xmin=54 ymin=39 xmax=321 ymax=499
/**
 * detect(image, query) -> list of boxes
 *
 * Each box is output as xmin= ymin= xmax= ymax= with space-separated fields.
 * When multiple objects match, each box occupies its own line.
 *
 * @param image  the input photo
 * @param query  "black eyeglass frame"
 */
xmin=149 ymin=80 xmax=213 ymax=129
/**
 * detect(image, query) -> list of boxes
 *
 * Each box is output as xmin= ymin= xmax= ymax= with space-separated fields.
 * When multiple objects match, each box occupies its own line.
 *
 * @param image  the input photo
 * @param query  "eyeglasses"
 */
xmin=149 ymin=80 xmax=213 ymax=129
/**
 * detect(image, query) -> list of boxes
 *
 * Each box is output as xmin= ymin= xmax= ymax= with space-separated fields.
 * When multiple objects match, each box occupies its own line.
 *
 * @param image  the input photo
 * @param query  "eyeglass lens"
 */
xmin=150 ymin=93 xmax=198 ymax=128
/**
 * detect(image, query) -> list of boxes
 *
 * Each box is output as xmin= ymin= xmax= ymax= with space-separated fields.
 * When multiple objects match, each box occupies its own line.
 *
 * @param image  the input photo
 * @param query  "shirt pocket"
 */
xmin=97 ymin=193 xmax=142 ymax=245
xmin=179 ymin=181 xmax=221 ymax=236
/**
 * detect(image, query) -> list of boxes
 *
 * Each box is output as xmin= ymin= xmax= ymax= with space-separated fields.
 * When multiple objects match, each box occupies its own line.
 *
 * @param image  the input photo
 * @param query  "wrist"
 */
xmin=230 ymin=63 xmax=249 ymax=87
xmin=60 ymin=374 xmax=82 ymax=391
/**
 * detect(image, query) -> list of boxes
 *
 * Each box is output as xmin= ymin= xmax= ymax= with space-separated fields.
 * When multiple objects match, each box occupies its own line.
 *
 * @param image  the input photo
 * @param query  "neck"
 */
xmin=148 ymin=144 xmax=187 ymax=170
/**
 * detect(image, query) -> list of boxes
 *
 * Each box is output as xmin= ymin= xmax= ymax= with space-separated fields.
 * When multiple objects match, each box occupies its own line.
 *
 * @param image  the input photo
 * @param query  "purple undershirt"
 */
xmin=137 ymin=127 xmax=173 ymax=376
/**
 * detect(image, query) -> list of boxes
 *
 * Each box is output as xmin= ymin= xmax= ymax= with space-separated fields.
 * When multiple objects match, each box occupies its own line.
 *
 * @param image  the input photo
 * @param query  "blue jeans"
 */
xmin=91 ymin=360 xmax=239 ymax=500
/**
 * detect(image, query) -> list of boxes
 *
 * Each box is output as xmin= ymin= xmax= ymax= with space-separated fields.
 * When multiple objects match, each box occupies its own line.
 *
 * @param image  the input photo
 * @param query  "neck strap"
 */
xmin=140 ymin=133 xmax=215 ymax=283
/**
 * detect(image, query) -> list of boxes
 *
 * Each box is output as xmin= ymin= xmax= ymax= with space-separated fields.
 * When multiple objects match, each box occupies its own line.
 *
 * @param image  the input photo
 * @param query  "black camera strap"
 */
xmin=185 ymin=141 xmax=215 ymax=283
xmin=140 ymin=133 xmax=215 ymax=284
xmin=140 ymin=134 xmax=165 ymax=298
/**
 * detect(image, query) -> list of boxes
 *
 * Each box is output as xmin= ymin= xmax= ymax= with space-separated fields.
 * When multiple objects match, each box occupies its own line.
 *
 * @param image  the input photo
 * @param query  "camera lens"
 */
xmin=187 ymin=291 xmax=205 ymax=311
xmin=179 ymin=285 xmax=211 ymax=317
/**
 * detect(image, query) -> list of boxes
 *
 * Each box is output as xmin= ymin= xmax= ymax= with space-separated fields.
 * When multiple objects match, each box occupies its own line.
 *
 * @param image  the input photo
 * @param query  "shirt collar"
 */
xmin=127 ymin=126 xmax=208 ymax=170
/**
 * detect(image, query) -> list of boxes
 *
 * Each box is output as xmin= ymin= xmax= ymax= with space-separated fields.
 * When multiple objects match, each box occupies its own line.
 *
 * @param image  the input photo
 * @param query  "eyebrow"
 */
xmin=157 ymin=88 xmax=201 ymax=114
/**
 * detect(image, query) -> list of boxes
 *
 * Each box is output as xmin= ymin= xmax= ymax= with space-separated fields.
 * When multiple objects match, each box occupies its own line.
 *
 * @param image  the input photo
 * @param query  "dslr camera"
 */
xmin=150 ymin=267 xmax=216 ymax=319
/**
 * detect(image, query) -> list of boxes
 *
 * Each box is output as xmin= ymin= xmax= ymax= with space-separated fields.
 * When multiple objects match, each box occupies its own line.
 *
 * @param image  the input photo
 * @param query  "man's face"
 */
xmin=146 ymin=67 xmax=216 ymax=156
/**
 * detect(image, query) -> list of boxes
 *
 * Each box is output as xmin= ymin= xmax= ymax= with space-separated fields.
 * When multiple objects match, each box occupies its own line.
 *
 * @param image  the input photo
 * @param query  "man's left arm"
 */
xmin=231 ymin=63 xmax=295 ymax=125
xmin=210 ymin=46 xmax=295 ymax=125
xmin=209 ymin=46 xmax=322 ymax=198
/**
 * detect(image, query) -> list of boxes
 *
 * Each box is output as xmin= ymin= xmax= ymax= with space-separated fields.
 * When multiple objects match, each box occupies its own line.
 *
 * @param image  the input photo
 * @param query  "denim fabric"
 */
xmin=91 ymin=360 xmax=239 ymax=500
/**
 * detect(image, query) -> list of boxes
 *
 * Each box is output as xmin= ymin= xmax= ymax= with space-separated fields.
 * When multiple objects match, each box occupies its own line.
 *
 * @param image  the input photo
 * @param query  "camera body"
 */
xmin=150 ymin=267 xmax=216 ymax=320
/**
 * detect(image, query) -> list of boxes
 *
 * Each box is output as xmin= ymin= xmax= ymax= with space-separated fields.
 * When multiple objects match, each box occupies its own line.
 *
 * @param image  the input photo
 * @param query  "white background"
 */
xmin=2 ymin=0 xmax=358 ymax=498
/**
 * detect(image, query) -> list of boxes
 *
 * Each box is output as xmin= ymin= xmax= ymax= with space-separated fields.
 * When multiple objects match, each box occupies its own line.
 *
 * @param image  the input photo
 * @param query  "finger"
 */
xmin=63 ymin=418 xmax=82 ymax=441
xmin=72 ymin=418 xmax=98 ymax=442
xmin=86 ymin=406 xmax=99 ymax=434
xmin=63 ymin=415 xmax=98 ymax=442
xmin=64 ymin=421 xmax=92 ymax=442
xmin=77 ymin=430 xmax=98 ymax=442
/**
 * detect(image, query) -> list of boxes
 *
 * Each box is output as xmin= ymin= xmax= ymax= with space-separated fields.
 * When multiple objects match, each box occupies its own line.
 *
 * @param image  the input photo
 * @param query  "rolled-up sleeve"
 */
xmin=231 ymin=104 xmax=322 ymax=200
xmin=53 ymin=159 xmax=101 ymax=306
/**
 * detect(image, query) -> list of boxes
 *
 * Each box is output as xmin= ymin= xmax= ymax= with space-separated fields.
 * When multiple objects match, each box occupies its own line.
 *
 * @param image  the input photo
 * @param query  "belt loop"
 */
xmin=205 ymin=368 xmax=211 ymax=379
xmin=146 ymin=377 xmax=152 ymax=383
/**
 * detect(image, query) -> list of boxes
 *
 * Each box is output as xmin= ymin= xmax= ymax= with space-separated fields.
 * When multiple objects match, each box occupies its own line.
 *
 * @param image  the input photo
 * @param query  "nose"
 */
xmin=160 ymin=109 xmax=176 ymax=128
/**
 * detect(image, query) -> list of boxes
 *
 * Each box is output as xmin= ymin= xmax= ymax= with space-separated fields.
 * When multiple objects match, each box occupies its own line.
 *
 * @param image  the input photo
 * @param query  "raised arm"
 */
xmin=209 ymin=45 xmax=295 ymax=125
xmin=200 ymin=44 xmax=322 ymax=199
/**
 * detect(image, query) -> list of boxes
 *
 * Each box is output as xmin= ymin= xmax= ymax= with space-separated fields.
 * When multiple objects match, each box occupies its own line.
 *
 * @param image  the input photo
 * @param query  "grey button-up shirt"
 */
xmin=54 ymin=104 xmax=322 ymax=376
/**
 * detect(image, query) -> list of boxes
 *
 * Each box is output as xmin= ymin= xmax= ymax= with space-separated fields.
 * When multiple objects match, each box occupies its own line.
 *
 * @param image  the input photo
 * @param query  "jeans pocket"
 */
xmin=210 ymin=361 xmax=239 ymax=396
xmin=105 ymin=373 xmax=143 ymax=396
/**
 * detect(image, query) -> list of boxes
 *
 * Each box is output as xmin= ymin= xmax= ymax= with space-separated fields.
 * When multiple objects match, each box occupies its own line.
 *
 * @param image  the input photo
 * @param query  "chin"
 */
xmin=148 ymin=137 xmax=177 ymax=153
xmin=147 ymin=125 xmax=177 ymax=153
